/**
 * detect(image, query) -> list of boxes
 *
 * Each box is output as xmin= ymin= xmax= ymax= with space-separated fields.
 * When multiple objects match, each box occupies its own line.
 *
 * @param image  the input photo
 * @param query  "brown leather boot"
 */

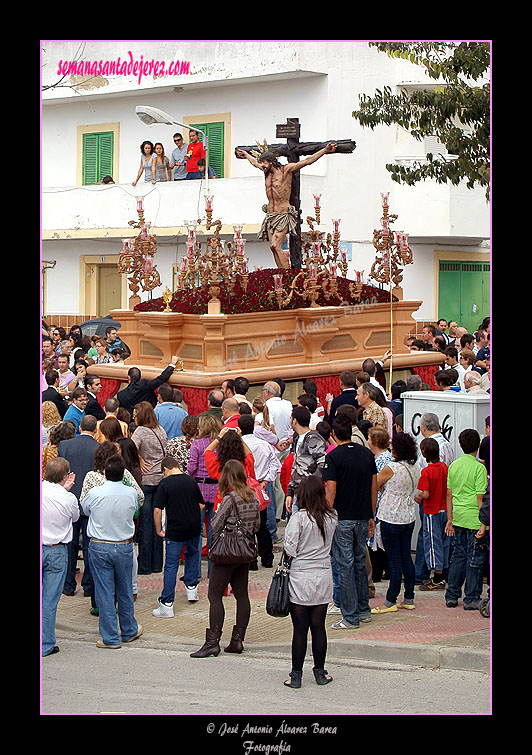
xmin=190 ymin=628 xmax=222 ymax=658
xmin=224 ymin=625 xmax=246 ymax=654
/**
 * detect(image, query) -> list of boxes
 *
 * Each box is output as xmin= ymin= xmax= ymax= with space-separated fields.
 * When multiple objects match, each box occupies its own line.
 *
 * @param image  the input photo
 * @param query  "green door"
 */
xmin=438 ymin=260 xmax=490 ymax=333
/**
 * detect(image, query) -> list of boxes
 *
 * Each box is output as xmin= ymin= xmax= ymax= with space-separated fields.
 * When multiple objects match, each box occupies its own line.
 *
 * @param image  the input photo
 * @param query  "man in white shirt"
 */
xmin=362 ymin=357 xmax=388 ymax=400
xmin=263 ymin=380 xmax=293 ymax=441
xmin=82 ymin=455 xmax=142 ymax=649
xmin=419 ymin=413 xmax=454 ymax=468
xmin=263 ymin=380 xmax=293 ymax=520
xmin=42 ymin=457 xmax=79 ymax=657
xmin=238 ymin=414 xmax=280 ymax=542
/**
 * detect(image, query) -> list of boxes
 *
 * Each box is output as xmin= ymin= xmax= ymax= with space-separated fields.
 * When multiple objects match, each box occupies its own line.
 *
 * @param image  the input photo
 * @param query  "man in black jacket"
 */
xmin=116 ymin=356 xmax=179 ymax=414
xmin=325 ymin=371 xmax=358 ymax=425
xmin=42 ymin=370 xmax=67 ymax=418
xmin=84 ymin=374 xmax=106 ymax=420
xmin=57 ymin=415 xmax=99 ymax=598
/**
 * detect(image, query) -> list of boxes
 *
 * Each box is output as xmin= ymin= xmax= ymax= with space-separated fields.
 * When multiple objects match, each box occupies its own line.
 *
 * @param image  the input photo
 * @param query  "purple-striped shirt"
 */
xmin=187 ymin=436 xmax=218 ymax=504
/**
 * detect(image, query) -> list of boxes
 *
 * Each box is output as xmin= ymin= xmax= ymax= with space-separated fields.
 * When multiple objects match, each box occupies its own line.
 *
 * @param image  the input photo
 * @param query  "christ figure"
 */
xmin=237 ymin=143 xmax=337 ymax=269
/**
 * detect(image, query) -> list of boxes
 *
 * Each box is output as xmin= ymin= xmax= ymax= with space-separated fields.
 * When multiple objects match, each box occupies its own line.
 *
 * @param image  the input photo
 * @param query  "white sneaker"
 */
xmin=327 ymin=602 xmax=342 ymax=615
xmin=185 ymin=585 xmax=199 ymax=602
xmin=331 ymin=618 xmax=359 ymax=630
xmin=152 ymin=600 xmax=174 ymax=618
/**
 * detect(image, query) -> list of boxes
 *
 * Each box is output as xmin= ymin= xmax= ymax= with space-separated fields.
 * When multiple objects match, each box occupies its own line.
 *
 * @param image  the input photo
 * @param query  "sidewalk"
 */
xmin=55 ymin=524 xmax=490 ymax=674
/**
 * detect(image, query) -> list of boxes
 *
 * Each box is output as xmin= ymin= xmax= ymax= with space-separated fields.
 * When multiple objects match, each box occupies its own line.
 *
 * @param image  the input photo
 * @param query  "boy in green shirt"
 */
xmin=444 ymin=429 xmax=488 ymax=609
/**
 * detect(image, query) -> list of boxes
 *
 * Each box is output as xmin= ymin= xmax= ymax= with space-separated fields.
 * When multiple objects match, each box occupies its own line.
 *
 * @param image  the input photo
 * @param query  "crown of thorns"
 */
xmin=249 ymin=139 xmax=270 ymax=159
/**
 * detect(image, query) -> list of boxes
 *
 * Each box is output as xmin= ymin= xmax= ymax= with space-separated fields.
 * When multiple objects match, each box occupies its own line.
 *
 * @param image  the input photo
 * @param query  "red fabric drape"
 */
xmin=97 ymin=378 xmax=122 ymax=407
xmin=178 ymin=386 xmax=210 ymax=416
xmin=412 ymin=365 xmax=439 ymax=390
xmin=313 ymin=375 xmax=342 ymax=411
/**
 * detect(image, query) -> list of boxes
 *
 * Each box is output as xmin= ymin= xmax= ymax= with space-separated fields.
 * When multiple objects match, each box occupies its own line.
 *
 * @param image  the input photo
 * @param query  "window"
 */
xmin=189 ymin=121 xmax=225 ymax=178
xmin=82 ymin=131 xmax=114 ymax=185
xmin=183 ymin=113 xmax=230 ymax=178
xmin=76 ymin=122 xmax=119 ymax=186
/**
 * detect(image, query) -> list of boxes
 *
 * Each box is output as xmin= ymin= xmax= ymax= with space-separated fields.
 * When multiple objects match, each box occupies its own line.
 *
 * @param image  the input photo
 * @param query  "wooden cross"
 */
xmin=236 ymin=117 xmax=356 ymax=267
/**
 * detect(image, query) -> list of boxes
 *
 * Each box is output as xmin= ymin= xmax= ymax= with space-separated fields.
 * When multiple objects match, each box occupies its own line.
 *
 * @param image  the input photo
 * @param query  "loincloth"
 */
xmin=257 ymin=204 xmax=298 ymax=241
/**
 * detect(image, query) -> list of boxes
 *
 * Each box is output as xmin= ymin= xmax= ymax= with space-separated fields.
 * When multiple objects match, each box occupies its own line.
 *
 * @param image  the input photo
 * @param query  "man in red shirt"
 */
xmin=185 ymin=129 xmax=206 ymax=179
xmin=414 ymin=438 xmax=449 ymax=590
xmin=221 ymin=398 xmax=241 ymax=428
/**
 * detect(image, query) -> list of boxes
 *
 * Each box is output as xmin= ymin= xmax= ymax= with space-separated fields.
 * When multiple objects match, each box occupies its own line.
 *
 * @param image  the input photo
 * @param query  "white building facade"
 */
xmin=41 ymin=41 xmax=490 ymax=331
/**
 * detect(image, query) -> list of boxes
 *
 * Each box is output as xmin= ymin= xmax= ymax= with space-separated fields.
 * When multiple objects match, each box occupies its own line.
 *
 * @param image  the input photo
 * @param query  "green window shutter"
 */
xmin=82 ymin=131 xmax=114 ymax=185
xmin=98 ymin=132 xmax=114 ymax=180
xmin=190 ymin=121 xmax=224 ymax=178
xmin=82 ymin=133 xmax=99 ymax=185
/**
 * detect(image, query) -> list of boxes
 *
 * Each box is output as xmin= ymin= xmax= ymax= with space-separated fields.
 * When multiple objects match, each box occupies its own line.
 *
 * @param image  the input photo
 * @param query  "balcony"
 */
xmin=42 ymin=175 xmax=327 ymax=240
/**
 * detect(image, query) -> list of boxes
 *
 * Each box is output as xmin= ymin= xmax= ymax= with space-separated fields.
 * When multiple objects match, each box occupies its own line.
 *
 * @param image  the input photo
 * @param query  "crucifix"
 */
xmin=236 ymin=118 xmax=356 ymax=268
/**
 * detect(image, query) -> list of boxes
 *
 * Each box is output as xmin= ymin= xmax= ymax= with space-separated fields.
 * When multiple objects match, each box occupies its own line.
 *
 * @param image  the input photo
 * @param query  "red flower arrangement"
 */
xmin=134 ymin=268 xmax=397 ymax=315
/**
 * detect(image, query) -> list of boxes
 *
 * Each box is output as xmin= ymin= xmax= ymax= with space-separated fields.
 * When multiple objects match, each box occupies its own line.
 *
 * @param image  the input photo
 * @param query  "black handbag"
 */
xmin=209 ymin=494 xmax=257 ymax=565
xmin=266 ymin=550 xmax=293 ymax=618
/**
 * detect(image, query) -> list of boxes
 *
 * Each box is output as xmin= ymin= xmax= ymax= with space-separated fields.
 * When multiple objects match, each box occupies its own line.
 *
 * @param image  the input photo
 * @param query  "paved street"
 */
xmin=43 ymin=527 xmax=491 ymax=717
xmin=42 ymin=633 xmax=490 ymax=716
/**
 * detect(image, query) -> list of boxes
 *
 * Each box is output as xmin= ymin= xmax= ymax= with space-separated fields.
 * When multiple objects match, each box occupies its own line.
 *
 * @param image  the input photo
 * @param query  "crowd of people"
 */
xmin=131 ymin=132 xmax=216 ymax=186
xmin=41 ymin=316 xmax=490 ymax=688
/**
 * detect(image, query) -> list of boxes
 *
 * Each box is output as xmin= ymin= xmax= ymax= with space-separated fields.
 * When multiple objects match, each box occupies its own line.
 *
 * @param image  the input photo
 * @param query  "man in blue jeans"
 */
xmin=152 ymin=456 xmax=205 ymax=617
xmin=322 ymin=416 xmax=378 ymax=629
xmin=42 ymin=457 xmax=80 ymax=657
xmin=82 ymin=455 xmax=142 ymax=649
xmin=444 ymin=429 xmax=488 ymax=609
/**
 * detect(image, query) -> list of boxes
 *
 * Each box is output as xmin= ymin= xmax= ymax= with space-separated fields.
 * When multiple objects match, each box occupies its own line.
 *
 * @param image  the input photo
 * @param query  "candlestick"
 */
xmin=332 ymin=219 xmax=341 ymax=234
xmin=381 ymin=192 xmax=389 ymax=208
xmin=233 ymin=224 xmax=243 ymax=239
xmin=330 ymin=264 xmax=337 ymax=279
xmin=136 ymin=196 xmax=144 ymax=213
xmin=310 ymin=264 xmax=317 ymax=281
xmin=313 ymin=194 xmax=321 ymax=209
xmin=340 ymin=249 xmax=347 ymax=265
xmin=274 ymin=274 xmax=283 ymax=291
xmin=205 ymin=193 xmax=213 ymax=212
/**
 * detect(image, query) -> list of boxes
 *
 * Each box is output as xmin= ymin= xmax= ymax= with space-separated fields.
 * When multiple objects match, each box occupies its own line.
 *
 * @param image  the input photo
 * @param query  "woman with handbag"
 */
xmin=190 ymin=460 xmax=260 ymax=658
xmin=282 ymin=475 xmax=338 ymax=688
xmin=131 ymin=401 xmax=168 ymax=575
xmin=371 ymin=432 xmax=420 ymax=615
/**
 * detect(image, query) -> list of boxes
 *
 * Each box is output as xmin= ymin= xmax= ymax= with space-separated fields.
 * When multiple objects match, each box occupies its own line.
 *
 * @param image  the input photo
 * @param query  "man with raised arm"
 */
xmin=237 ymin=143 xmax=337 ymax=269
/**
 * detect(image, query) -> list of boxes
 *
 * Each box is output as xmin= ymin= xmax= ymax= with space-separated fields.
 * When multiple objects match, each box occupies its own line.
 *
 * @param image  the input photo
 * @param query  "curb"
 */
xmin=55 ymin=619 xmax=489 ymax=674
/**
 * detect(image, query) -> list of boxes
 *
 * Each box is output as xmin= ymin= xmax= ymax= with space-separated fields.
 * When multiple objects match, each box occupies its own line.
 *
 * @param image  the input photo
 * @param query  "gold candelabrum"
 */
xmin=175 ymin=197 xmax=251 ymax=312
xmin=267 ymin=200 xmax=364 ymax=309
xmin=118 ymin=197 xmax=161 ymax=307
xmin=370 ymin=193 xmax=413 ymax=289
